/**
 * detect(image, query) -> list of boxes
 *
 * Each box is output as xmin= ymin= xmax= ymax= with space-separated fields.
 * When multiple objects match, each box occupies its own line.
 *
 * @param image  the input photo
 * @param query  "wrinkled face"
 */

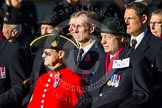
xmin=101 ymin=33 xmax=124 ymax=55
xmin=2 ymin=24 xmax=12 ymax=40
xmin=68 ymin=17 xmax=75 ymax=35
xmin=10 ymin=0 xmax=23 ymax=8
xmin=42 ymin=49 xmax=59 ymax=68
xmin=40 ymin=24 xmax=55 ymax=35
xmin=124 ymin=9 xmax=143 ymax=36
xmin=149 ymin=14 xmax=162 ymax=37
xmin=73 ymin=15 xmax=91 ymax=43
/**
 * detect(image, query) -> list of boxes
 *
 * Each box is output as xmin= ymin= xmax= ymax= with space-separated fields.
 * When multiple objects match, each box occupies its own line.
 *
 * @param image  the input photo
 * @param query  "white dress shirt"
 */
xmin=79 ymin=39 xmax=96 ymax=60
xmin=131 ymin=32 xmax=145 ymax=49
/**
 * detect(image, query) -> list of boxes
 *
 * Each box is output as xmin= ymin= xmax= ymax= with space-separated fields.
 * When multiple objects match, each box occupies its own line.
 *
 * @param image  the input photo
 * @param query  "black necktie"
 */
xmin=131 ymin=39 xmax=137 ymax=49
xmin=77 ymin=48 xmax=84 ymax=63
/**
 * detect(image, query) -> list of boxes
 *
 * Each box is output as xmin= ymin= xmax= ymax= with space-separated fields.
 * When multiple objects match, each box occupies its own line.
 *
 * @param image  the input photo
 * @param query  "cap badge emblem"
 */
xmin=51 ymin=40 xmax=57 ymax=47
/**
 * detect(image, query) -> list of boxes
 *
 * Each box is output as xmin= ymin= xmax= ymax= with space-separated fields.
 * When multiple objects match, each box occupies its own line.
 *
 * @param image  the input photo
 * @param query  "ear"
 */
xmin=11 ymin=28 xmax=19 ymax=37
xmin=141 ymin=15 xmax=148 ymax=24
xmin=5 ymin=0 xmax=11 ymax=6
xmin=121 ymin=37 xmax=125 ymax=42
xmin=89 ymin=24 xmax=96 ymax=34
xmin=58 ymin=50 xmax=65 ymax=59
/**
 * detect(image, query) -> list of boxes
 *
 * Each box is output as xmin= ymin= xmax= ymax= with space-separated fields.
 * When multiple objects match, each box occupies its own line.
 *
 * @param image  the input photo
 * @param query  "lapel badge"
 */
xmin=53 ymin=72 xmax=61 ymax=88
xmin=0 ymin=67 xmax=6 ymax=79
xmin=85 ymin=54 xmax=91 ymax=62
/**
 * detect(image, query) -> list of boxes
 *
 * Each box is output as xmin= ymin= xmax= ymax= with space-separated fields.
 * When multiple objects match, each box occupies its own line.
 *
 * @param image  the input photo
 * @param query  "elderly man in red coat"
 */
xmin=27 ymin=33 xmax=87 ymax=108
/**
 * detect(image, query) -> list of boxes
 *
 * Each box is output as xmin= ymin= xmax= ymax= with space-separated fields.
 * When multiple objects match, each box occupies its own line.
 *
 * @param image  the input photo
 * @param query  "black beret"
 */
xmin=3 ymin=12 xmax=21 ymax=24
xmin=101 ymin=17 xmax=126 ymax=36
xmin=38 ymin=11 xmax=61 ymax=26
xmin=30 ymin=33 xmax=79 ymax=50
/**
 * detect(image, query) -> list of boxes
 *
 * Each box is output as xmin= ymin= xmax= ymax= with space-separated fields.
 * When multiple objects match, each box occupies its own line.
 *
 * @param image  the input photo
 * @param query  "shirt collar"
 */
xmin=110 ymin=54 xmax=114 ymax=60
xmin=131 ymin=32 xmax=145 ymax=49
xmin=80 ymin=39 xmax=96 ymax=58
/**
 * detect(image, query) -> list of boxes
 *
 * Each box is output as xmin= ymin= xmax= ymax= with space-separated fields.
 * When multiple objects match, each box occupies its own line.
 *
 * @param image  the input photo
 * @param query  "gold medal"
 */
xmin=107 ymin=81 xmax=111 ymax=86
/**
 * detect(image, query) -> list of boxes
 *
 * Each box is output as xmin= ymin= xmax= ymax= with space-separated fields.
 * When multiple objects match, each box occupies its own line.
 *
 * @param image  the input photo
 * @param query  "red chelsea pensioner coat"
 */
xmin=27 ymin=66 xmax=87 ymax=108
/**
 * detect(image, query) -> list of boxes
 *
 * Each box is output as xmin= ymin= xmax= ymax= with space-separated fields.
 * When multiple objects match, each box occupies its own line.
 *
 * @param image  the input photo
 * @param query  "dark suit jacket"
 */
xmin=130 ymin=32 xmax=162 ymax=107
xmin=73 ymin=38 xmax=105 ymax=85
xmin=132 ymin=32 xmax=162 ymax=73
xmin=75 ymin=47 xmax=154 ymax=108
xmin=0 ymin=37 xmax=30 ymax=108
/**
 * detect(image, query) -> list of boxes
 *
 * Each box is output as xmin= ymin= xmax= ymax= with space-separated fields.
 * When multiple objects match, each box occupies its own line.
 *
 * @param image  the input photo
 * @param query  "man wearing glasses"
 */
xmin=149 ymin=9 xmax=162 ymax=38
xmin=22 ymin=11 xmax=63 ymax=107
xmin=27 ymin=34 xmax=86 ymax=108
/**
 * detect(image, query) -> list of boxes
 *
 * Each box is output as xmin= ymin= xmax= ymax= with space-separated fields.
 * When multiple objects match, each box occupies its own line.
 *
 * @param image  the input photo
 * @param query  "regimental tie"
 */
xmin=77 ymin=48 xmax=84 ymax=64
xmin=131 ymin=39 xmax=137 ymax=49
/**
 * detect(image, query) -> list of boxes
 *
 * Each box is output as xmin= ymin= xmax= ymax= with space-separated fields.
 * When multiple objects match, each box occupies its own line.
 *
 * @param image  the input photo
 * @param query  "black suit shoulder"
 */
xmin=0 ymin=38 xmax=30 ymax=108
xmin=148 ymin=32 xmax=162 ymax=46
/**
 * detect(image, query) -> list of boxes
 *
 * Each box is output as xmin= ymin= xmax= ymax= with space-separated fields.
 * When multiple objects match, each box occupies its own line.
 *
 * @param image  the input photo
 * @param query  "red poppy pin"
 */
xmin=85 ymin=55 xmax=91 ymax=62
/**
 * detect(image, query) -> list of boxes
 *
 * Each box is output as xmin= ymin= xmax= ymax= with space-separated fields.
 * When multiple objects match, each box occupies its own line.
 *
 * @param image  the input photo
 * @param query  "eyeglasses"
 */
xmin=43 ymin=51 xmax=56 ymax=56
xmin=149 ymin=22 xmax=162 ymax=27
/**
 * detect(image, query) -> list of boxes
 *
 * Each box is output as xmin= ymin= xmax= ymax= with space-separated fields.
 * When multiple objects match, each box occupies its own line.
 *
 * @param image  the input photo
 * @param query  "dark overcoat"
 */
xmin=0 ymin=37 xmax=30 ymax=108
xmin=75 ymin=47 xmax=154 ymax=108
